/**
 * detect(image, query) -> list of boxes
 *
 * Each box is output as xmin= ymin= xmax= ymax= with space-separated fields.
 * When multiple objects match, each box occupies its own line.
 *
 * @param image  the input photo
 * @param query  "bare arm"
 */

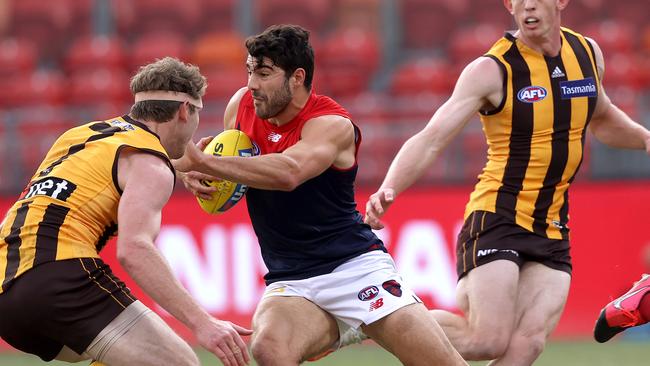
xmin=587 ymin=38 xmax=650 ymax=152
xmin=117 ymin=150 xmax=251 ymax=365
xmin=365 ymin=57 xmax=503 ymax=229
xmin=180 ymin=113 xmax=356 ymax=191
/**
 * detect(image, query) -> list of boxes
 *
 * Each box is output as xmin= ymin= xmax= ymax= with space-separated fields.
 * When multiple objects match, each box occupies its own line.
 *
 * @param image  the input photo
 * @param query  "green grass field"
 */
xmin=1 ymin=340 xmax=649 ymax=365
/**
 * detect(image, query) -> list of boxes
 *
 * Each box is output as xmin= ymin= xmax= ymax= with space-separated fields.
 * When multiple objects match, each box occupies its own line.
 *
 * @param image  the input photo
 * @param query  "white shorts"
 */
xmin=263 ymin=251 xmax=421 ymax=333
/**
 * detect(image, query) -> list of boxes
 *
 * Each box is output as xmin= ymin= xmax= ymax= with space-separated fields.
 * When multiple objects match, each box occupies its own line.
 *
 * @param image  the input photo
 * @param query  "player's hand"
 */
xmin=173 ymin=136 xmax=214 ymax=173
xmin=645 ymin=134 xmax=650 ymax=156
xmin=364 ymin=188 xmax=395 ymax=230
xmin=178 ymin=171 xmax=219 ymax=200
xmin=196 ymin=318 xmax=253 ymax=366
xmin=196 ymin=135 xmax=215 ymax=151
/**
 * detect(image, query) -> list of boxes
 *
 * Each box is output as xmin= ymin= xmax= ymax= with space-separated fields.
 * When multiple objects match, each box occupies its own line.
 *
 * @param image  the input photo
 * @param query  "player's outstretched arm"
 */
xmin=587 ymin=38 xmax=650 ymax=153
xmin=117 ymin=150 xmax=252 ymax=366
xmin=177 ymin=115 xmax=354 ymax=191
xmin=365 ymin=57 xmax=502 ymax=229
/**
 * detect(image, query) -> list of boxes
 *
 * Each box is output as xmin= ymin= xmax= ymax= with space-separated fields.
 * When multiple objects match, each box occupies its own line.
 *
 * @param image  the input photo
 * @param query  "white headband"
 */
xmin=134 ymin=90 xmax=203 ymax=109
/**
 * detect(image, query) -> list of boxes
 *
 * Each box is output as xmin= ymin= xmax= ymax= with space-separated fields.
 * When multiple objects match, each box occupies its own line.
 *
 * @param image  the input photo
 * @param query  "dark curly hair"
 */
xmin=245 ymin=24 xmax=315 ymax=90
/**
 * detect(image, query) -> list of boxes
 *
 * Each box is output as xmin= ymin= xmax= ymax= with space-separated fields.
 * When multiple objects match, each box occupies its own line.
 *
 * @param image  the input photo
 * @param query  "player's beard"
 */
xmin=254 ymin=78 xmax=292 ymax=119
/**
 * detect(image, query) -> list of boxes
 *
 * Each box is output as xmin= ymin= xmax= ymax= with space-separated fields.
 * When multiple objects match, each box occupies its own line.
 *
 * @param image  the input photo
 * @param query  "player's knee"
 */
xmin=162 ymin=350 xmax=198 ymax=366
xmin=251 ymin=333 xmax=298 ymax=365
xmin=467 ymin=329 xmax=510 ymax=359
xmin=510 ymin=331 xmax=546 ymax=359
xmin=151 ymin=343 xmax=201 ymax=366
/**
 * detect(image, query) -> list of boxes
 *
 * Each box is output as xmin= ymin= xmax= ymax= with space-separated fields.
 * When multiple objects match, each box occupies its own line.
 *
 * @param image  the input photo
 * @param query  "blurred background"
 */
xmin=1 ymin=0 xmax=650 ymax=364
xmin=0 ymin=0 xmax=649 ymax=192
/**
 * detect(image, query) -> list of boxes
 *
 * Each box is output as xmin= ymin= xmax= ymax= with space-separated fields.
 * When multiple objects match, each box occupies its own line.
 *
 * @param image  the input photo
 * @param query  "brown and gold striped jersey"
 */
xmin=0 ymin=116 xmax=173 ymax=293
xmin=465 ymin=27 xmax=600 ymax=240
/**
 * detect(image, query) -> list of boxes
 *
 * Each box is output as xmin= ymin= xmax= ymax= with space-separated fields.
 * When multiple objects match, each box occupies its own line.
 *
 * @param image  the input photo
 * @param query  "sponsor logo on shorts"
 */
xmin=382 ymin=280 xmax=403 ymax=298
xmin=560 ymin=77 xmax=597 ymax=99
xmin=369 ymin=298 xmax=384 ymax=312
xmin=476 ymin=249 xmax=519 ymax=257
xmin=266 ymin=287 xmax=285 ymax=294
xmin=517 ymin=86 xmax=547 ymax=103
xmin=358 ymin=286 xmax=379 ymax=301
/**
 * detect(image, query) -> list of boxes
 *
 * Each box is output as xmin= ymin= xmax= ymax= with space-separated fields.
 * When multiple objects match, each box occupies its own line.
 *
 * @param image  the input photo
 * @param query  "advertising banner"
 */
xmin=0 ymin=182 xmax=648 ymax=347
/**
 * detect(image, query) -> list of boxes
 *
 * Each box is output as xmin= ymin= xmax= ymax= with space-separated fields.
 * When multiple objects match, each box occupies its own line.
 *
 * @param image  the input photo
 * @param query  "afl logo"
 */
xmin=358 ymin=286 xmax=379 ymax=301
xmin=517 ymin=86 xmax=547 ymax=103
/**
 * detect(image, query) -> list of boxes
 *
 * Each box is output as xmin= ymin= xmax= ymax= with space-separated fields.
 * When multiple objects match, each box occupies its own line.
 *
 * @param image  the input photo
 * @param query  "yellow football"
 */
xmin=196 ymin=129 xmax=255 ymax=214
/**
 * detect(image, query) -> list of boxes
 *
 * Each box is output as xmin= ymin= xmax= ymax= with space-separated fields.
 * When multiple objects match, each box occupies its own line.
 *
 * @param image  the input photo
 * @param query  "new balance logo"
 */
xmin=268 ymin=132 xmax=282 ymax=142
xmin=369 ymin=298 xmax=384 ymax=312
xmin=551 ymin=66 xmax=565 ymax=78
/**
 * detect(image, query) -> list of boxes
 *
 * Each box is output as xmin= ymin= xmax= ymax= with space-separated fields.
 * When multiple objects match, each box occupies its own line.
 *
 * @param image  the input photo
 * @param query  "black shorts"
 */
xmin=0 ymin=258 xmax=136 ymax=361
xmin=456 ymin=211 xmax=572 ymax=280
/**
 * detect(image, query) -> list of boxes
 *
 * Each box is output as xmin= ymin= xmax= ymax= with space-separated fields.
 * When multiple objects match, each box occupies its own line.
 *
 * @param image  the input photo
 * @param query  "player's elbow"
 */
xmin=116 ymin=240 xmax=146 ymax=269
xmin=275 ymin=173 xmax=300 ymax=191
xmin=589 ymin=118 xmax=617 ymax=147
xmin=274 ymin=157 xmax=301 ymax=191
xmin=116 ymin=244 xmax=133 ymax=268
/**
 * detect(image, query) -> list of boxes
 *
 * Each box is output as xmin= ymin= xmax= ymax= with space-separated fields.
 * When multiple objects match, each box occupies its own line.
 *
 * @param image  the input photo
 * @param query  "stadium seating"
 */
xmin=642 ymin=25 xmax=650 ymax=52
xmin=6 ymin=0 xmax=73 ymax=61
xmin=66 ymin=0 xmax=94 ymax=36
xmin=583 ymin=20 xmax=634 ymax=55
xmin=64 ymin=35 xmax=128 ymax=73
xmin=129 ymin=32 xmax=190 ymax=72
xmin=448 ymin=23 xmax=503 ymax=66
xmin=355 ymin=118 xmax=395 ymax=184
xmin=562 ymin=0 xmax=603 ymax=30
xmin=318 ymin=28 xmax=380 ymax=98
xmin=0 ymin=117 xmax=5 ymax=191
xmin=0 ymin=38 xmax=37 ymax=78
xmin=15 ymin=118 xmax=76 ymax=175
xmin=341 ymin=91 xmax=394 ymax=124
xmin=637 ymin=54 xmax=650 ymax=88
xmin=400 ymin=0 xmax=461 ymax=49
xmin=605 ymin=85 xmax=640 ymax=120
xmin=201 ymin=67 xmax=247 ymax=102
xmin=257 ymin=0 xmax=331 ymax=34
xmin=389 ymin=58 xmax=455 ymax=97
xmin=603 ymin=53 xmax=644 ymax=90
xmin=1 ymin=0 xmax=650 ymax=192
xmin=460 ymin=129 xmax=488 ymax=179
xmin=335 ymin=0 xmax=381 ymax=32
xmin=198 ymin=0 xmax=236 ymax=33
xmin=609 ymin=0 xmax=647 ymax=30
xmin=469 ymin=4 xmax=512 ymax=28
xmin=191 ymin=31 xmax=246 ymax=70
xmin=0 ymin=70 xmax=66 ymax=108
xmin=111 ymin=0 xmax=202 ymax=38
xmin=67 ymin=68 xmax=131 ymax=107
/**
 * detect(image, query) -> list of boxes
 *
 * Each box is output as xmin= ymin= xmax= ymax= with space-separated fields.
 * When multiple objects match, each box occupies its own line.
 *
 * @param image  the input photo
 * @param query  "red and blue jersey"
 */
xmin=236 ymin=90 xmax=386 ymax=284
